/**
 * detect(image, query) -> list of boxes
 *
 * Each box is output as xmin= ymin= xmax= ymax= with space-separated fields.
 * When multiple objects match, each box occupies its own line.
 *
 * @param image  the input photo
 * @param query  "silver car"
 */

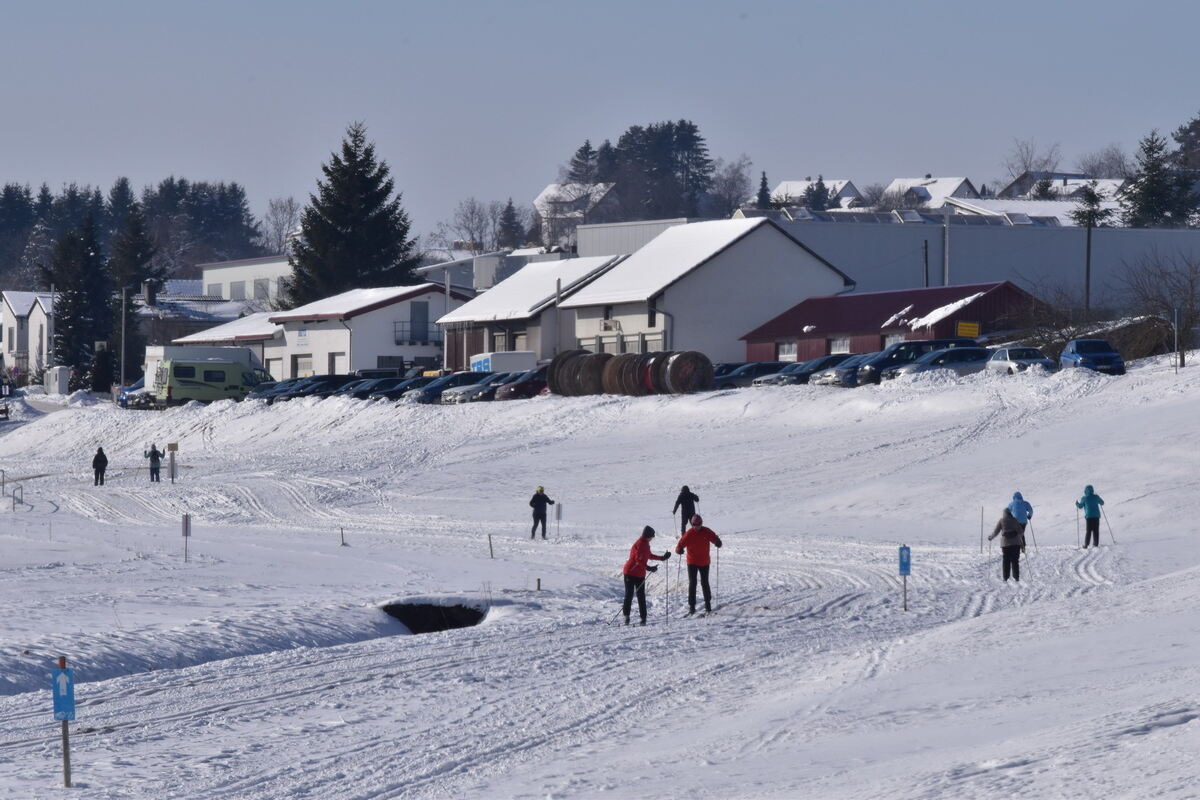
xmin=986 ymin=347 xmax=1058 ymax=375
xmin=881 ymin=347 xmax=992 ymax=379
xmin=440 ymin=372 xmax=513 ymax=404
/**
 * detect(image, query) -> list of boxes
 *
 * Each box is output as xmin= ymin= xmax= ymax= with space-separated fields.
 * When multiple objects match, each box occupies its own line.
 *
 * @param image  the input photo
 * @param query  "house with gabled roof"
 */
xmin=882 ymin=176 xmax=979 ymax=209
xmin=533 ymin=182 xmax=620 ymax=248
xmin=997 ymin=171 xmax=1129 ymax=200
xmin=265 ymin=284 xmax=473 ymax=378
xmin=435 ymin=255 xmax=626 ymax=370
xmin=172 ymin=311 xmax=283 ymax=377
xmin=768 ymin=178 xmax=862 ymax=209
xmin=740 ymin=282 xmax=1036 ymax=362
xmin=558 ymin=218 xmax=855 ymax=362
xmin=1 ymin=291 xmax=54 ymax=375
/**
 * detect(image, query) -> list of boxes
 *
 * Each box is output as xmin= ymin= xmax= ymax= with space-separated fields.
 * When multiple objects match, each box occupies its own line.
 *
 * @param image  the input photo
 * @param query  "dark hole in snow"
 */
xmin=382 ymin=603 xmax=485 ymax=634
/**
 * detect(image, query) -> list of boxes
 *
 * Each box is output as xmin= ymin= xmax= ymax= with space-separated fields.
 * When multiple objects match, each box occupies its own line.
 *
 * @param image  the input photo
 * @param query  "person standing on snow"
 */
xmin=92 ymin=447 xmax=108 ymax=486
xmin=988 ymin=507 xmax=1026 ymax=582
xmin=621 ymin=526 xmax=670 ymax=625
xmin=529 ymin=486 xmax=555 ymax=539
xmin=1076 ymin=485 xmax=1105 ymax=548
xmin=676 ymin=514 xmax=722 ymax=614
xmin=145 ymin=444 xmax=162 ymax=483
xmin=673 ymin=485 xmax=699 ymax=534
xmin=1007 ymin=491 xmax=1033 ymax=533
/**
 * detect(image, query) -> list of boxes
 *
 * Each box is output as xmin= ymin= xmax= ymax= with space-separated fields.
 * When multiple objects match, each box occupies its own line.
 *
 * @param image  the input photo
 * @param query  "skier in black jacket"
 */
xmin=529 ymin=486 xmax=555 ymax=539
xmin=92 ymin=447 xmax=108 ymax=486
xmin=673 ymin=485 xmax=699 ymax=533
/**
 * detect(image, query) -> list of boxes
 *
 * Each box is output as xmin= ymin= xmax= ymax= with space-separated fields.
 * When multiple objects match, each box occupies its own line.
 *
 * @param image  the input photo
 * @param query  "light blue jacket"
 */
xmin=1008 ymin=492 xmax=1033 ymax=525
xmin=1076 ymin=485 xmax=1104 ymax=519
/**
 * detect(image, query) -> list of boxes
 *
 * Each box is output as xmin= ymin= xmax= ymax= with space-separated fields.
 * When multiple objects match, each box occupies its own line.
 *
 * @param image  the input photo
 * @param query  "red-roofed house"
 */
xmin=740 ymin=282 xmax=1037 ymax=361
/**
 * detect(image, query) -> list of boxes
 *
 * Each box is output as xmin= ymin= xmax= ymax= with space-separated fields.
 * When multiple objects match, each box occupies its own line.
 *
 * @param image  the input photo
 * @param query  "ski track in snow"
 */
xmin=0 ymin=361 xmax=1197 ymax=798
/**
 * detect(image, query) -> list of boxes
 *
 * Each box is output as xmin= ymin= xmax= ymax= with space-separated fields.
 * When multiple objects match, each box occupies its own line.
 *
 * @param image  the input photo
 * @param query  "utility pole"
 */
xmin=922 ymin=239 xmax=930 ymax=288
xmin=942 ymin=206 xmax=951 ymax=285
xmin=1084 ymin=222 xmax=1093 ymax=318
xmin=120 ymin=287 xmax=127 ymax=387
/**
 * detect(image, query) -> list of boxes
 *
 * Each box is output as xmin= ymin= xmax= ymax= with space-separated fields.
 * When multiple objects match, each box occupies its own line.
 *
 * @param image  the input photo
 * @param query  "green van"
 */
xmin=154 ymin=360 xmax=272 ymax=406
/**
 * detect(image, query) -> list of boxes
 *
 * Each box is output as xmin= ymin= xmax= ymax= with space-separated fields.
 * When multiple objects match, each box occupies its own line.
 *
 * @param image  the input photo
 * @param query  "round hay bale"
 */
xmin=619 ymin=353 xmax=643 ymax=396
xmin=625 ymin=354 xmax=653 ymax=397
xmin=577 ymin=352 xmax=612 ymax=395
xmin=650 ymin=351 xmax=675 ymax=394
xmin=666 ymin=351 xmax=714 ymax=393
xmin=547 ymin=349 xmax=586 ymax=395
xmin=602 ymin=354 xmax=630 ymax=394
xmin=560 ymin=352 xmax=589 ymax=397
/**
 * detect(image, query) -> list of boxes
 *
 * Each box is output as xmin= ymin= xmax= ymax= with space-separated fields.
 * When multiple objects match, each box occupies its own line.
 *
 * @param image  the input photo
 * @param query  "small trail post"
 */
xmin=52 ymin=656 xmax=75 ymax=788
xmin=555 ymin=502 xmax=562 ymax=539
xmin=339 ymin=527 xmax=347 ymax=547
xmin=167 ymin=442 xmax=178 ymax=484
xmin=899 ymin=545 xmax=911 ymax=612
xmin=487 ymin=534 xmax=494 ymax=559
xmin=182 ymin=512 xmax=191 ymax=562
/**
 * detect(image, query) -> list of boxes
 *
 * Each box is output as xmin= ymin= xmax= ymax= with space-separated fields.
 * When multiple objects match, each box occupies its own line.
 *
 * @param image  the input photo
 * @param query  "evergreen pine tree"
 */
xmin=803 ymin=176 xmax=832 ymax=211
xmin=1122 ymin=130 xmax=1198 ymax=228
xmin=108 ymin=202 xmax=159 ymax=381
xmin=498 ymin=199 xmax=524 ymax=249
xmin=42 ymin=215 xmax=110 ymax=370
xmin=595 ymin=140 xmax=618 ymax=183
xmin=285 ymin=122 xmax=420 ymax=307
xmin=673 ymin=120 xmax=714 ymax=216
xmin=1069 ymin=182 xmax=1115 ymax=228
xmin=1172 ymin=109 xmax=1200 ymax=170
xmin=566 ymin=140 xmax=597 ymax=184
xmin=1030 ymin=177 xmax=1058 ymax=200
xmin=756 ymin=172 xmax=772 ymax=209
xmin=34 ymin=183 xmax=53 ymax=221
xmin=106 ymin=177 xmax=136 ymax=246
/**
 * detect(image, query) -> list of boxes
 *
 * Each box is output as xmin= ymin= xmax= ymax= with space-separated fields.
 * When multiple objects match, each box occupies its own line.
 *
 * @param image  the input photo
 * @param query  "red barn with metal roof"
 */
xmin=740 ymin=282 xmax=1037 ymax=361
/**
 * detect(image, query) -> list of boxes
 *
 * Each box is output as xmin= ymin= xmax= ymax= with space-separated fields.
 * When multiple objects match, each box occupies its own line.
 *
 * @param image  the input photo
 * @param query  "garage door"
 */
xmin=265 ymin=358 xmax=282 ymax=380
xmin=328 ymin=352 xmax=347 ymax=374
xmin=292 ymin=354 xmax=313 ymax=378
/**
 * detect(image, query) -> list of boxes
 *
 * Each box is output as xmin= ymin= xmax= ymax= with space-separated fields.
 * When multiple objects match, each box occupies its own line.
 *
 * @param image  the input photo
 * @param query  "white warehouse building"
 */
xmin=199 ymin=256 xmax=293 ymax=304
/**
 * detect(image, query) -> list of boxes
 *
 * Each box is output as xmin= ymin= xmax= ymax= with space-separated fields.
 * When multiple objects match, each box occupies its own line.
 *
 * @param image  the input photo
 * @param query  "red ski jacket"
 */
xmin=623 ymin=537 xmax=666 ymax=578
xmin=676 ymin=525 xmax=722 ymax=566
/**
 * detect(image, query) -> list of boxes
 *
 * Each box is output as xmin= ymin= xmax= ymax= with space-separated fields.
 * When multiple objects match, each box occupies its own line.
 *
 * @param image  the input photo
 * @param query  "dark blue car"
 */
xmin=1060 ymin=339 xmax=1125 ymax=375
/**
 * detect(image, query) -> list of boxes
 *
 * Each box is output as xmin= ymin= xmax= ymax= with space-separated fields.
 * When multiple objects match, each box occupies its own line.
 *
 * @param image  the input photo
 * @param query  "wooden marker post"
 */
xmin=555 ymin=502 xmax=562 ymax=538
xmin=488 ymin=534 xmax=494 ymax=559
xmin=899 ymin=545 xmax=911 ymax=612
xmin=167 ymin=442 xmax=179 ymax=484
xmin=182 ymin=513 xmax=191 ymax=562
xmin=52 ymin=656 xmax=75 ymax=788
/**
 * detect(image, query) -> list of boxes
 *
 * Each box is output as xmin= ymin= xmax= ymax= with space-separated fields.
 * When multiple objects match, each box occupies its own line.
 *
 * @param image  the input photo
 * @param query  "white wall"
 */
xmin=202 ymin=259 xmax=293 ymax=302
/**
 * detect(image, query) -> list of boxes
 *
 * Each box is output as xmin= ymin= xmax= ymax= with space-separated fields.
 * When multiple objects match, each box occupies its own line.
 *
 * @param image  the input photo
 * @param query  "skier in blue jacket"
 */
xmin=1076 ymin=485 xmax=1105 ymax=548
xmin=1008 ymin=491 xmax=1033 ymax=533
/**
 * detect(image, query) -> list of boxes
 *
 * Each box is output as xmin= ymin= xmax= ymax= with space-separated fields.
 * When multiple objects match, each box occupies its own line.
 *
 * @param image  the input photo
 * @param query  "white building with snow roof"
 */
xmin=435 ymin=255 xmax=626 ymax=370
xmin=768 ymin=179 xmax=862 ymax=209
xmin=882 ymin=176 xmax=979 ymax=209
xmin=199 ymin=255 xmax=293 ymax=303
xmin=266 ymin=284 xmax=473 ymax=379
xmin=558 ymin=218 xmax=855 ymax=362
xmin=172 ymin=312 xmax=284 ymax=377
xmin=533 ymin=182 xmax=620 ymax=248
xmin=1 ymin=291 xmax=54 ymax=375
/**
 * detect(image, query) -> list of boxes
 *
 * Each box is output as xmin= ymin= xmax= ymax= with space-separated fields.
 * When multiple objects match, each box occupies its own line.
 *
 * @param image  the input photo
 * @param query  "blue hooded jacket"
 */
xmin=1076 ymin=485 xmax=1104 ymax=518
xmin=1008 ymin=492 xmax=1033 ymax=525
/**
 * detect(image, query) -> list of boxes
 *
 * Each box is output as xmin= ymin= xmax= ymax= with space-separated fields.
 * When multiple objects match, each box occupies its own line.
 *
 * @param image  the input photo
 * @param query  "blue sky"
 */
xmin=1 ymin=0 xmax=1196 ymax=239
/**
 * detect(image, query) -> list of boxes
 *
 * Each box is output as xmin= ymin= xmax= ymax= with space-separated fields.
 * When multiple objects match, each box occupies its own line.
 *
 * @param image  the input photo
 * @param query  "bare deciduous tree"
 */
xmin=264 ymin=196 xmax=301 ymax=255
xmin=1075 ymin=144 xmax=1135 ymax=179
xmin=706 ymin=155 xmax=753 ymax=217
xmin=433 ymin=197 xmax=493 ymax=255
xmin=874 ymin=189 xmax=923 ymax=212
xmin=1002 ymin=137 xmax=1062 ymax=180
xmin=858 ymin=183 xmax=886 ymax=208
xmin=1120 ymin=250 xmax=1200 ymax=366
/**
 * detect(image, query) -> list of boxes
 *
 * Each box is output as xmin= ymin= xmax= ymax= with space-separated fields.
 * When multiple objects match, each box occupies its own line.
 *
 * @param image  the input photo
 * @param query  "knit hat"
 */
xmin=642 ymin=525 xmax=655 ymax=538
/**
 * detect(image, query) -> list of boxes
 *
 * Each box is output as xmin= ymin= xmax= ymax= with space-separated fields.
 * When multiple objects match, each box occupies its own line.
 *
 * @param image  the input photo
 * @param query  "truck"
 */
xmin=154 ymin=359 xmax=273 ymax=406
xmin=142 ymin=345 xmax=264 ymax=390
xmin=469 ymin=351 xmax=536 ymax=373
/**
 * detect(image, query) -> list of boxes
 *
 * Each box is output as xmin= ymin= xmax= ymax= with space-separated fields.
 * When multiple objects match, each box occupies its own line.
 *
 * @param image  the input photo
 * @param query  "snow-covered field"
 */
xmin=0 ymin=359 xmax=1197 ymax=799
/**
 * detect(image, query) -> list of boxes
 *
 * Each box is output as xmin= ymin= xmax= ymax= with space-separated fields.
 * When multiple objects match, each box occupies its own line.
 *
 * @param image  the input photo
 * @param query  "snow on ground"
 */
xmin=0 ymin=358 xmax=1198 ymax=798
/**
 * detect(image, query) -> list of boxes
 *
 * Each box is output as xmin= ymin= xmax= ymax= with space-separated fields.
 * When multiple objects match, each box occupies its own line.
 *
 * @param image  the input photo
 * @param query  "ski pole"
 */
xmin=1027 ymin=520 xmax=1039 ymax=554
xmin=1076 ymin=507 xmax=1080 ymax=549
xmin=1102 ymin=506 xmax=1116 ymax=544
xmin=713 ymin=545 xmax=720 ymax=608
xmin=979 ymin=506 xmax=983 ymax=555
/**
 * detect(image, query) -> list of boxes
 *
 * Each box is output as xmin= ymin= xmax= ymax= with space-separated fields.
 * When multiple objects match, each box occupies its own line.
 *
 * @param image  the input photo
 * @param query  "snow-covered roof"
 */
xmin=269 ymin=284 xmax=470 ymax=323
xmin=533 ymin=183 xmax=615 ymax=219
xmin=1025 ymin=178 xmax=1126 ymax=200
xmin=509 ymin=247 xmax=544 ymax=257
xmin=137 ymin=298 xmax=262 ymax=324
xmin=561 ymin=218 xmax=850 ymax=308
xmin=172 ymin=312 xmax=281 ymax=345
xmin=2 ymin=291 xmax=54 ymax=318
xmin=163 ymin=279 xmax=205 ymax=296
xmin=945 ymin=197 xmax=1120 ymax=227
xmin=769 ymin=179 xmax=859 ymax=202
xmin=904 ymin=292 xmax=985 ymax=330
xmin=883 ymin=177 xmax=978 ymax=208
xmin=436 ymin=255 xmax=625 ymax=325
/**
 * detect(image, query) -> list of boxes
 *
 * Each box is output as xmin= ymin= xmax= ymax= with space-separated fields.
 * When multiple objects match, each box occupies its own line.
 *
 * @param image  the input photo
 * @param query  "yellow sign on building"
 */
xmin=957 ymin=321 xmax=981 ymax=337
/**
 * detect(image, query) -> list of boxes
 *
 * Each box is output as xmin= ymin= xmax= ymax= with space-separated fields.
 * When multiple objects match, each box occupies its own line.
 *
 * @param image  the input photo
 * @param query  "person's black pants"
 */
xmin=679 ymin=513 xmax=691 ymax=534
xmin=1084 ymin=517 xmax=1100 ymax=548
xmin=687 ymin=563 xmax=712 ymax=610
xmin=150 ymin=466 xmax=160 ymax=482
xmin=531 ymin=512 xmax=547 ymax=538
xmin=622 ymin=575 xmax=646 ymax=621
xmin=94 ymin=469 xmax=104 ymax=486
xmin=1001 ymin=545 xmax=1021 ymax=581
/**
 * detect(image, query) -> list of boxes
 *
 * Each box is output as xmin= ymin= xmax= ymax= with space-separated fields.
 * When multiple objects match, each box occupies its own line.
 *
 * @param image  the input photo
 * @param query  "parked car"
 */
xmin=272 ymin=374 xmax=360 ymax=402
xmin=247 ymin=377 xmax=305 ymax=400
xmin=810 ymin=353 xmax=874 ymax=387
xmin=367 ymin=375 xmax=435 ymax=401
xmin=856 ymin=337 xmax=979 ymax=385
xmin=403 ymin=371 xmax=494 ymax=404
xmin=310 ymin=378 xmax=375 ymax=399
xmin=713 ymin=362 xmax=747 ymax=380
xmin=441 ymin=372 xmax=517 ymax=404
xmin=986 ymin=346 xmax=1058 ymax=374
xmin=117 ymin=376 xmax=154 ymax=409
xmin=752 ymin=354 xmax=855 ymax=386
xmin=714 ymin=362 xmax=789 ymax=390
xmin=154 ymin=360 xmax=273 ymax=406
xmin=494 ymin=367 xmax=549 ymax=401
xmin=882 ymin=346 xmax=992 ymax=379
xmin=339 ymin=377 xmax=410 ymax=399
xmin=1060 ymin=339 xmax=1125 ymax=375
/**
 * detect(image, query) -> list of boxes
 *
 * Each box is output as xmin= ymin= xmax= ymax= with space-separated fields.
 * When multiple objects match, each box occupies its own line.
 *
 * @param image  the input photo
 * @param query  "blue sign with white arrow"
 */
xmin=898 ymin=545 xmax=911 ymax=577
xmin=52 ymin=668 xmax=75 ymax=721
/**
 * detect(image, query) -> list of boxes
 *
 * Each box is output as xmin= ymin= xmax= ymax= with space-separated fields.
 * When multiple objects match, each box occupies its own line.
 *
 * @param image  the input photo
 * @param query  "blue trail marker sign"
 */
xmin=51 ymin=668 xmax=75 ymax=721
xmin=899 ymin=545 xmax=911 ymax=611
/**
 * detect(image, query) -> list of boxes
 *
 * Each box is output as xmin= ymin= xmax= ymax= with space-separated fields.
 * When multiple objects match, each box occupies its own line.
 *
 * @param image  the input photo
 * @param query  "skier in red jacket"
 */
xmin=676 ymin=514 xmax=722 ymax=614
xmin=621 ymin=526 xmax=670 ymax=626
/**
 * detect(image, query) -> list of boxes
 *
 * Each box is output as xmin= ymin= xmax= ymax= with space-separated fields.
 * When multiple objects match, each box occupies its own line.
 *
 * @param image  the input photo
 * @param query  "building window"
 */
xmin=229 ymin=281 xmax=246 ymax=300
xmin=777 ymin=341 xmax=798 ymax=362
xmin=829 ymin=336 xmax=851 ymax=354
xmin=253 ymin=279 xmax=270 ymax=300
xmin=206 ymin=283 xmax=222 ymax=297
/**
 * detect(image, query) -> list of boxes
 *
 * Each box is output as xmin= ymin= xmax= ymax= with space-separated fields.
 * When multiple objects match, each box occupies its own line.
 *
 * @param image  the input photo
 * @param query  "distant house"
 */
xmin=741 ymin=282 xmax=1036 ymax=362
xmin=944 ymin=196 xmax=1121 ymax=227
xmin=436 ymin=255 xmax=626 ymax=370
xmin=767 ymin=179 xmax=862 ymax=209
xmin=559 ymin=218 xmax=854 ymax=362
xmin=533 ymin=182 xmax=620 ymax=248
xmin=998 ymin=171 xmax=1126 ymax=200
xmin=136 ymin=282 xmax=262 ymax=347
xmin=882 ymin=177 xmax=979 ymax=209
xmin=266 ymin=284 xmax=473 ymax=379
xmin=198 ymin=255 xmax=293 ymax=303
xmin=1 ymin=291 xmax=54 ymax=375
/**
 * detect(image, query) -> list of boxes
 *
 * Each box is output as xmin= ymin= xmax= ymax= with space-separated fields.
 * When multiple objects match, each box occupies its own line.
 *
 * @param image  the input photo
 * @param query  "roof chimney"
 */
xmin=141 ymin=280 xmax=157 ymax=307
